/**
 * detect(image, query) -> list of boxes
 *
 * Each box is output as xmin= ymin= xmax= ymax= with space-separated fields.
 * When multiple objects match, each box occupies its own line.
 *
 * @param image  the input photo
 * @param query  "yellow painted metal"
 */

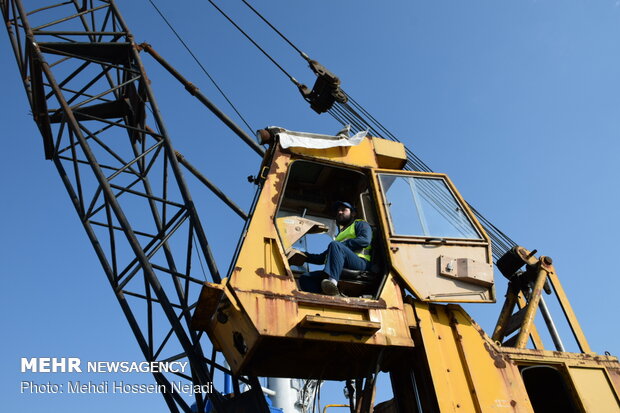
xmin=192 ymin=138 xmax=417 ymax=379
xmin=492 ymin=248 xmax=589 ymax=353
xmin=322 ymin=404 xmax=350 ymax=413
xmin=413 ymin=303 xmax=480 ymax=412
xmin=516 ymin=293 xmax=544 ymax=350
xmin=492 ymin=284 xmax=519 ymax=343
xmin=413 ymin=301 xmax=534 ymax=412
xmin=413 ymin=300 xmax=620 ymax=412
xmin=370 ymin=137 xmax=407 ymax=169
xmin=568 ymin=367 xmax=620 ymax=412
xmin=191 ymin=281 xmax=225 ymax=331
xmin=514 ymin=265 xmax=548 ymax=348
xmin=299 ymin=314 xmax=381 ymax=334
xmin=500 ymin=346 xmax=620 ymax=412
xmin=190 ymin=134 xmax=620 ymax=411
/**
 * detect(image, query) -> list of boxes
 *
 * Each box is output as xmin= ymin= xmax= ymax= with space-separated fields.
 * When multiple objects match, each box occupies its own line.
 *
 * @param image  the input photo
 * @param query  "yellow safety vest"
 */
xmin=335 ymin=220 xmax=372 ymax=261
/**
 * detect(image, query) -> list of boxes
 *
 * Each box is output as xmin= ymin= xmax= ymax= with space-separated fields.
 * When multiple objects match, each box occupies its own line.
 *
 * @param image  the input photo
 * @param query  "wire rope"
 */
xmin=240 ymin=0 xmax=309 ymax=60
xmin=146 ymin=0 xmax=255 ymax=133
xmin=204 ymin=0 xmax=518 ymax=260
xmin=206 ymin=0 xmax=301 ymax=86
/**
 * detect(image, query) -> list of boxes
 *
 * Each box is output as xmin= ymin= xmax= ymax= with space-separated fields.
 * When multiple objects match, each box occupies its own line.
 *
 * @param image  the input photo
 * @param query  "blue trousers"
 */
xmin=298 ymin=241 xmax=371 ymax=293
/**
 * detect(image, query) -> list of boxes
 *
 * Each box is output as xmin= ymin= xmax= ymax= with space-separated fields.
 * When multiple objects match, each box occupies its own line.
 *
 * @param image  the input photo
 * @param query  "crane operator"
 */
xmin=296 ymin=201 xmax=372 ymax=296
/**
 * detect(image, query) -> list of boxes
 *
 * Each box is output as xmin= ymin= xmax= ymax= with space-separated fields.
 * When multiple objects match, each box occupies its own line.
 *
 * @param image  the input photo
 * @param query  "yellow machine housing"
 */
xmin=192 ymin=131 xmax=495 ymax=379
xmin=192 ymin=129 xmax=620 ymax=412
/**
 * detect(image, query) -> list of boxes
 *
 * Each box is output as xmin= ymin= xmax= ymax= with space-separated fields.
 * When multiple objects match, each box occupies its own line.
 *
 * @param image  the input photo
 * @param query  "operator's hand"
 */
xmin=287 ymin=249 xmax=307 ymax=267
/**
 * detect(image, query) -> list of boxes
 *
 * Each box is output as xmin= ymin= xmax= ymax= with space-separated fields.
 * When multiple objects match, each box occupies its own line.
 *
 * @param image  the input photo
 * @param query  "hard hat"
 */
xmin=333 ymin=201 xmax=356 ymax=212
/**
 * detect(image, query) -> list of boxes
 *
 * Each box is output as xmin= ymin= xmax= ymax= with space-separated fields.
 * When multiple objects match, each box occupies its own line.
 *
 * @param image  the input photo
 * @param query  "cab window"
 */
xmin=378 ymin=174 xmax=482 ymax=240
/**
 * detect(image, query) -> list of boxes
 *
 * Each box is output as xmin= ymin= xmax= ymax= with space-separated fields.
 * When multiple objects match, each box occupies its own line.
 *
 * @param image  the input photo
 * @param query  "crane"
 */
xmin=3 ymin=1 xmax=620 ymax=412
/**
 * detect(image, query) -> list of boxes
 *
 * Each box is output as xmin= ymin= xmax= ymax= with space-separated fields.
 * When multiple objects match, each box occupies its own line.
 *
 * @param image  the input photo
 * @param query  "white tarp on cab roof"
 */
xmin=277 ymin=128 xmax=367 ymax=149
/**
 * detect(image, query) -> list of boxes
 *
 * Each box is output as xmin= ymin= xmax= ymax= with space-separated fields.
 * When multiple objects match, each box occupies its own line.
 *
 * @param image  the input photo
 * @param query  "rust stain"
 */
xmin=484 ymin=342 xmax=507 ymax=368
xmin=234 ymin=287 xmax=297 ymax=302
xmin=270 ymin=170 xmax=286 ymax=204
xmin=267 ymin=153 xmax=289 ymax=204
xmin=292 ymin=290 xmax=387 ymax=309
xmin=255 ymin=267 xmax=290 ymax=281
xmin=446 ymin=312 xmax=464 ymax=341
xmin=449 ymin=314 xmax=459 ymax=326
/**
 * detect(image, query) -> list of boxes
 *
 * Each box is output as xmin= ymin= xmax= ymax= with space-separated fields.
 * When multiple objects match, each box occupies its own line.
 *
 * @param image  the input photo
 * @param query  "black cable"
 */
xmin=146 ymin=0 xmax=254 ymax=133
xmin=156 ymin=0 xmax=519 ymax=261
xmin=241 ymin=0 xmax=488 ymax=196
xmin=327 ymin=108 xmax=349 ymax=130
xmin=206 ymin=0 xmax=300 ymax=86
xmin=332 ymin=103 xmax=475 ymax=236
xmin=331 ymin=91 xmax=518 ymax=261
xmin=240 ymin=0 xmax=309 ymax=61
xmin=344 ymin=91 xmax=435 ymax=172
xmin=341 ymin=96 xmax=493 ymax=218
xmin=331 ymin=103 xmax=367 ymax=134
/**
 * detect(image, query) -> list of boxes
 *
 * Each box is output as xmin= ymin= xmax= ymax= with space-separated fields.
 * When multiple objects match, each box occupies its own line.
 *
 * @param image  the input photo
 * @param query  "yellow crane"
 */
xmin=193 ymin=127 xmax=620 ymax=412
xmin=3 ymin=0 xmax=618 ymax=411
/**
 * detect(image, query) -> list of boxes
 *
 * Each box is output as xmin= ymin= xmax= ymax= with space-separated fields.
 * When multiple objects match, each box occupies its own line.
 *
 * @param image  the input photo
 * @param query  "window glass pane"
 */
xmin=379 ymin=174 xmax=481 ymax=239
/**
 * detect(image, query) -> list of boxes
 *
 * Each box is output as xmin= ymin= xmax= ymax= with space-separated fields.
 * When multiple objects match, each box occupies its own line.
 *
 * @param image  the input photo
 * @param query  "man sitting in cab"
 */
xmin=295 ymin=201 xmax=372 ymax=296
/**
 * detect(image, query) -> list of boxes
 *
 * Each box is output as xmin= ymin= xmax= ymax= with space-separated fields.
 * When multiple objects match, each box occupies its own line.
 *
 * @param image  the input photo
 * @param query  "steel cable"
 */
xmin=206 ymin=0 xmax=301 ymax=86
xmin=202 ymin=0 xmax=518 ymax=260
xmin=146 ymin=0 xmax=255 ymax=133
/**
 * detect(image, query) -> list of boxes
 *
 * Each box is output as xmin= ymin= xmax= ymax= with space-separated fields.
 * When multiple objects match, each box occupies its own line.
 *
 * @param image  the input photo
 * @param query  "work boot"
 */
xmin=321 ymin=278 xmax=339 ymax=296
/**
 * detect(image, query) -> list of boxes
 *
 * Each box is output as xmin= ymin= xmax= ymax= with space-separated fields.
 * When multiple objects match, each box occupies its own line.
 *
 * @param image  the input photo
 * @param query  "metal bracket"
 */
xmin=298 ymin=59 xmax=347 ymax=113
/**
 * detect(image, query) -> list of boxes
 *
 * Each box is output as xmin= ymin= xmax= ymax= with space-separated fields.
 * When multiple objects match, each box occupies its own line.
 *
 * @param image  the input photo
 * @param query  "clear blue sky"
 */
xmin=2 ymin=1 xmax=619 ymax=412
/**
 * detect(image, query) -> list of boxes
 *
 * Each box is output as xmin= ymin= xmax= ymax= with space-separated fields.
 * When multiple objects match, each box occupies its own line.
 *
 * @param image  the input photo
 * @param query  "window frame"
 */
xmin=373 ymin=169 xmax=489 ymax=246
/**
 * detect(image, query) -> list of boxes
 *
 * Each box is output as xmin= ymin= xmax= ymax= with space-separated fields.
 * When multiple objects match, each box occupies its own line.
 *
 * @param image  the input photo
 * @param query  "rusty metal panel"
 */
xmin=299 ymin=314 xmax=381 ymax=335
xmin=445 ymin=305 xmax=534 ymax=412
xmin=413 ymin=303 xmax=481 ymax=412
xmin=193 ymin=142 xmax=416 ymax=378
xmin=414 ymin=302 xmax=534 ymax=412
xmin=191 ymin=282 xmax=225 ymax=331
xmin=499 ymin=347 xmax=620 ymax=413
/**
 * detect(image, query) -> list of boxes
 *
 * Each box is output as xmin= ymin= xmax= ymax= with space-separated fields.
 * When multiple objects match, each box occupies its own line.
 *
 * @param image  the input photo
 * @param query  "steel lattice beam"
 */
xmin=1 ymin=1 xmax=269 ymax=411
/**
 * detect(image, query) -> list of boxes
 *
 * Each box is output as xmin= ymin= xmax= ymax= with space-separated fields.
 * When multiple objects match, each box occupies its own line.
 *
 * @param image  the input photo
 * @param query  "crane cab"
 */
xmin=191 ymin=128 xmax=495 ymax=379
